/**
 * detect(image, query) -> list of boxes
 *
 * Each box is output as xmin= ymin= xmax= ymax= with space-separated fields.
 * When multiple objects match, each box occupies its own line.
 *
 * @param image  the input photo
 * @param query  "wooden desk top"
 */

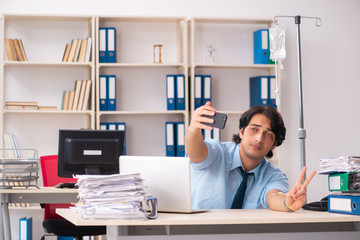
xmin=56 ymin=208 xmax=360 ymax=226
xmin=0 ymin=187 xmax=78 ymax=194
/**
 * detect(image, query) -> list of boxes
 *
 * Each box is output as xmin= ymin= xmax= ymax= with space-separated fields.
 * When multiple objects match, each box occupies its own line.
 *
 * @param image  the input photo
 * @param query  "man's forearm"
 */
xmin=266 ymin=189 xmax=293 ymax=212
xmin=185 ymin=127 xmax=207 ymax=163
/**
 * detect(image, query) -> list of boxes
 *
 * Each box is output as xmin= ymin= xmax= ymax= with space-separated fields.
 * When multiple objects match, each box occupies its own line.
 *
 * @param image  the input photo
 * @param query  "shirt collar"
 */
xmin=231 ymin=143 xmax=264 ymax=180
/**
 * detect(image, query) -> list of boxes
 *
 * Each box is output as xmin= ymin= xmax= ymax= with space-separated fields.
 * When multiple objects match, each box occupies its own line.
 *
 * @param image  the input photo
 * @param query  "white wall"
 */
xmin=2 ymin=0 xmax=360 ymax=238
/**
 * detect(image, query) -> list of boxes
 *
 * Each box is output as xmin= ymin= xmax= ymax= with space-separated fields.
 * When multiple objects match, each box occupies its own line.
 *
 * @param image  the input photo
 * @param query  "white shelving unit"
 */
xmin=95 ymin=16 xmax=188 ymax=156
xmin=0 ymin=14 xmax=96 ymax=156
xmin=189 ymin=17 xmax=280 ymax=165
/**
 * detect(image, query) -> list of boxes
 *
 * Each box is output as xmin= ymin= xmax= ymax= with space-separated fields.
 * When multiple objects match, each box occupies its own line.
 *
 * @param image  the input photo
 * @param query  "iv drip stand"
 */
xmin=273 ymin=15 xmax=322 ymax=176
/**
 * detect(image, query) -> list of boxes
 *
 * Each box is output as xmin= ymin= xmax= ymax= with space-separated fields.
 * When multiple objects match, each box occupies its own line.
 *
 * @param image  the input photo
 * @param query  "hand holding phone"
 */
xmin=201 ymin=112 xmax=228 ymax=129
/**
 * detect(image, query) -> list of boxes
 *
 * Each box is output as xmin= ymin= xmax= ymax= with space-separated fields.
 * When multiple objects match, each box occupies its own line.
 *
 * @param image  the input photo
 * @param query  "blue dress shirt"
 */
xmin=190 ymin=139 xmax=289 ymax=210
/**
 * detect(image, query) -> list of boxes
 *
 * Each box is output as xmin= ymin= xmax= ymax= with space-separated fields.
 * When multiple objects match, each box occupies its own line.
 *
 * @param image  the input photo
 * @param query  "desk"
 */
xmin=57 ymin=208 xmax=360 ymax=240
xmin=0 ymin=187 xmax=78 ymax=240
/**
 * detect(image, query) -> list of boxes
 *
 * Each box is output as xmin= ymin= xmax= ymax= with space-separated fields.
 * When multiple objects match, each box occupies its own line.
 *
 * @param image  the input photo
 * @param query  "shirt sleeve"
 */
xmin=190 ymin=138 xmax=221 ymax=170
xmin=260 ymin=168 xmax=289 ymax=209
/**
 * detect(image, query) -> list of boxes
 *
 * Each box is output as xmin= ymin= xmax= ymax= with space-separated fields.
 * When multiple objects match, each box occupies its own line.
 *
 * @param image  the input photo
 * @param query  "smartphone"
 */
xmin=202 ymin=112 xmax=228 ymax=129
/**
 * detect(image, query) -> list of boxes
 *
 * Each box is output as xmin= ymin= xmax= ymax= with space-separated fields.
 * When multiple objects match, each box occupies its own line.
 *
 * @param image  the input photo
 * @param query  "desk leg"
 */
xmin=1 ymin=202 xmax=11 ymax=240
xmin=107 ymin=226 xmax=129 ymax=240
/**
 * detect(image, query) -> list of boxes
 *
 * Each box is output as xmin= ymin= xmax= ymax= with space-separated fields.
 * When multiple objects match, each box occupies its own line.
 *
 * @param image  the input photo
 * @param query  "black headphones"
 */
xmin=302 ymin=196 xmax=328 ymax=211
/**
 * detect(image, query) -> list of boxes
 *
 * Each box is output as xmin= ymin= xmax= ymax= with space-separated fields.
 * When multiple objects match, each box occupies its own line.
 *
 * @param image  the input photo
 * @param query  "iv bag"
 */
xmin=269 ymin=24 xmax=286 ymax=62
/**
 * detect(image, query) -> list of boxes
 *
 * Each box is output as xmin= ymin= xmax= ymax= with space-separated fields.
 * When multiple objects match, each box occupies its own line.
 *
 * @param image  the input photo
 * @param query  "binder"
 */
xmin=99 ymin=122 xmax=108 ymax=130
xmin=107 ymin=28 xmax=116 ymax=63
xmin=328 ymin=172 xmax=360 ymax=192
xmin=203 ymin=129 xmax=213 ymax=139
xmin=19 ymin=217 xmax=32 ymax=240
xmin=250 ymin=76 xmax=277 ymax=108
xmin=269 ymin=77 xmax=276 ymax=108
xmin=175 ymin=74 xmax=185 ymax=110
xmin=108 ymin=122 xmax=117 ymax=130
xmin=99 ymin=75 xmax=108 ymax=111
xmin=176 ymin=122 xmax=185 ymax=157
xmin=328 ymin=194 xmax=360 ymax=215
xmin=165 ymin=122 xmax=175 ymax=156
xmin=99 ymin=28 xmax=107 ymax=63
xmin=213 ymin=128 xmax=221 ymax=141
xmin=117 ymin=122 xmax=126 ymax=155
xmin=166 ymin=75 xmax=176 ymax=111
xmin=107 ymin=75 xmax=117 ymax=111
xmin=194 ymin=75 xmax=203 ymax=109
xmin=202 ymin=75 xmax=212 ymax=105
xmin=253 ymin=29 xmax=270 ymax=64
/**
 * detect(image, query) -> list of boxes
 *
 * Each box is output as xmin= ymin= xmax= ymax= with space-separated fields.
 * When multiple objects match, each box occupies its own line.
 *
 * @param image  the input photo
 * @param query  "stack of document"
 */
xmin=319 ymin=156 xmax=360 ymax=174
xmin=74 ymin=173 xmax=150 ymax=219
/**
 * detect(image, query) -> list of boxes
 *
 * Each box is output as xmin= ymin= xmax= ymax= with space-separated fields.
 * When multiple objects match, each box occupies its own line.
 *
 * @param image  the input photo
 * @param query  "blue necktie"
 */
xmin=231 ymin=167 xmax=253 ymax=209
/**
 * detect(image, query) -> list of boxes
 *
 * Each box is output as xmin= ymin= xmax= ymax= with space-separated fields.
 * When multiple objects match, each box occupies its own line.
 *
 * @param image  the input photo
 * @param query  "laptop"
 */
xmin=119 ymin=155 xmax=203 ymax=213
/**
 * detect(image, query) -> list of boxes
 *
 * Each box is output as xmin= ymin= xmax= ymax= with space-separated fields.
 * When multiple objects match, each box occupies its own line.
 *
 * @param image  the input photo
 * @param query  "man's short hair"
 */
xmin=232 ymin=105 xmax=286 ymax=158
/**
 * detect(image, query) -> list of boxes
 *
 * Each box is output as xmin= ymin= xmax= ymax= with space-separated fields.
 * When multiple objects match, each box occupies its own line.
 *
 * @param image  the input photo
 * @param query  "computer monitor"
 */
xmin=58 ymin=129 xmax=124 ymax=178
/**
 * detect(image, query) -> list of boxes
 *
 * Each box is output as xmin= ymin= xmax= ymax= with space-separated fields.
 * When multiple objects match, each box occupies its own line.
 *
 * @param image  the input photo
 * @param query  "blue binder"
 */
xmin=166 ymin=75 xmax=176 ymax=110
xmin=107 ymin=27 xmax=116 ymax=63
xmin=254 ymin=29 xmax=270 ymax=64
xmin=250 ymin=76 xmax=277 ymax=109
xmin=165 ymin=122 xmax=175 ymax=156
xmin=213 ymin=128 xmax=221 ymax=141
xmin=328 ymin=194 xmax=360 ymax=215
xmin=107 ymin=75 xmax=116 ymax=111
xmin=99 ymin=28 xmax=107 ymax=63
xmin=176 ymin=122 xmax=185 ymax=157
xmin=107 ymin=122 xmax=117 ymax=130
xmin=194 ymin=75 xmax=203 ymax=109
xmin=99 ymin=122 xmax=108 ymax=130
xmin=99 ymin=75 xmax=108 ymax=111
xmin=19 ymin=217 xmax=32 ymax=240
xmin=202 ymin=75 xmax=212 ymax=105
xmin=175 ymin=74 xmax=185 ymax=110
xmin=117 ymin=122 xmax=126 ymax=155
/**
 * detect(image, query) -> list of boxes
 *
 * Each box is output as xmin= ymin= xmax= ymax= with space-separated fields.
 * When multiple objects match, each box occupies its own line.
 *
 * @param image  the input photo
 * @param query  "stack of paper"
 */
xmin=74 ymin=173 xmax=149 ymax=219
xmin=319 ymin=156 xmax=360 ymax=174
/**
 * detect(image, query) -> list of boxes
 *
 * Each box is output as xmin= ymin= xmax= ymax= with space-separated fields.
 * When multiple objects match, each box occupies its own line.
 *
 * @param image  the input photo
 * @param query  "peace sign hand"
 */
xmin=285 ymin=166 xmax=316 ymax=211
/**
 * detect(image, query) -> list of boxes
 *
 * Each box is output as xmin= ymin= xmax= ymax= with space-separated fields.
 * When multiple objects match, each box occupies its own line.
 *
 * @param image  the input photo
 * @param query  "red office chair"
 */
xmin=40 ymin=155 xmax=106 ymax=240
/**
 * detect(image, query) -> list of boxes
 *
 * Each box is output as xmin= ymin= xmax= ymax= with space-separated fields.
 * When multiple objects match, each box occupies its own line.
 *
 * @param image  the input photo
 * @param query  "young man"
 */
xmin=185 ymin=101 xmax=316 ymax=211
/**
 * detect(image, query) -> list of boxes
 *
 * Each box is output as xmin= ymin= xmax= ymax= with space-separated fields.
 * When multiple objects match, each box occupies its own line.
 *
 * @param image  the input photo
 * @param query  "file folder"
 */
xmin=107 ymin=75 xmax=117 ymax=111
xmin=19 ymin=217 xmax=32 ymax=240
xmin=107 ymin=27 xmax=116 ymax=63
xmin=202 ymin=75 xmax=212 ymax=105
xmin=328 ymin=172 xmax=360 ymax=192
xmin=99 ymin=28 xmax=107 ymax=63
xmin=269 ymin=77 xmax=276 ymax=108
xmin=253 ymin=29 xmax=270 ymax=64
xmin=166 ymin=75 xmax=176 ymax=111
xmin=175 ymin=74 xmax=185 ymax=110
xmin=250 ymin=76 xmax=277 ymax=108
xmin=328 ymin=194 xmax=360 ymax=215
xmin=165 ymin=122 xmax=175 ymax=156
xmin=203 ymin=129 xmax=212 ymax=139
xmin=176 ymin=122 xmax=185 ymax=157
xmin=99 ymin=75 xmax=108 ymax=111
xmin=99 ymin=122 xmax=108 ymax=130
xmin=117 ymin=122 xmax=126 ymax=155
xmin=213 ymin=128 xmax=221 ymax=141
xmin=194 ymin=75 xmax=203 ymax=109
xmin=108 ymin=122 xmax=117 ymax=130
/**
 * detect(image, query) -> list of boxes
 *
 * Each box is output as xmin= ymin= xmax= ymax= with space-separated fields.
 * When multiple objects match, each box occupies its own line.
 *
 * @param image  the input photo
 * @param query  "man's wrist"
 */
xmin=283 ymin=199 xmax=294 ymax=212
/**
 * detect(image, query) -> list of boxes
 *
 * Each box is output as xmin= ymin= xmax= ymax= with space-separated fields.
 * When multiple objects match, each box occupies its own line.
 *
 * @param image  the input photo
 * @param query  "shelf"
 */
xmin=3 ymin=110 xmax=93 ymax=114
xmin=98 ymin=63 xmax=185 ymax=68
xmin=98 ymin=16 xmax=186 ymax=23
xmin=192 ymin=17 xmax=273 ymax=25
xmin=98 ymin=110 xmax=187 ymax=116
xmin=4 ymin=61 xmax=93 ymax=67
xmin=193 ymin=64 xmax=274 ymax=69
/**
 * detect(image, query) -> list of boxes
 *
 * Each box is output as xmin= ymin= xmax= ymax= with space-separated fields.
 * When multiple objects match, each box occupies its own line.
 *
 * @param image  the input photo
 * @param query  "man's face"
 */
xmin=239 ymin=113 xmax=277 ymax=162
